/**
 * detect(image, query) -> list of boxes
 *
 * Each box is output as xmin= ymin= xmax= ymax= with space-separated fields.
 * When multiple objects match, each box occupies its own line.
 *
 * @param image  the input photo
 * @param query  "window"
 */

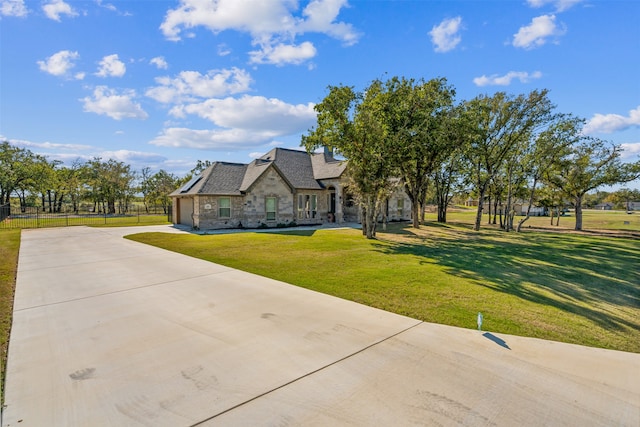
xmin=219 ymin=197 xmax=230 ymax=218
xmin=397 ymin=199 xmax=404 ymax=217
xmin=298 ymin=194 xmax=317 ymax=219
xmin=266 ymin=197 xmax=276 ymax=221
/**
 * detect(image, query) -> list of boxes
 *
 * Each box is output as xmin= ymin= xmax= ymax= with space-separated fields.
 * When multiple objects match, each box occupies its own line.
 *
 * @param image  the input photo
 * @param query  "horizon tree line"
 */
xmin=303 ymin=76 xmax=640 ymax=238
xmin=2 ymin=75 xmax=640 ymax=230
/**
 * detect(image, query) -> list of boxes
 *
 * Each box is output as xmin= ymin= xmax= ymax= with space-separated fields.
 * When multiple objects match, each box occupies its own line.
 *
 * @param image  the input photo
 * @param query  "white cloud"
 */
xmin=150 ymin=56 xmax=168 ymax=69
xmin=429 ymin=16 xmax=463 ymax=53
xmin=96 ymin=54 xmax=126 ymax=77
xmin=620 ymin=142 xmax=640 ymax=161
xmin=95 ymin=0 xmax=116 ymax=12
xmin=150 ymin=127 xmax=279 ymax=150
xmin=81 ymin=86 xmax=148 ymax=120
xmin=151 ymin=95 xmax=317 ymax=150
xmin=1 ymin=137 xmax=93 ymax=152
xmin=1 ymin=0 xmax=28 ymax=17
xmin=101 ymin=149 xmax=167 ymax=164
xmin=513 ymin=14 xmax=565 ymax=49
xmin=249 ymin=41 xmax=317 ymax=65
xmin=527 ymin=0 xmax=583 ymax=12
xmin=473 ymin=71 xmax=543 ymax=86
xmin=297 ymin=0 xmax=359 ymax=45
xmin=174 ymin=95 xmax=317 ymax=134
xmin=37 ymin=50 xmax=82 ymax=78
xmin=95 ymin=0 xmax=131 ymax=16
xmin=159 ymin=0 xmax=359 ymax=65
xmin=217 ymin=43 xmax=231 ymax=56
xmin=583 ymin=106 xmax=640 ymax=135
xmin=42 ymin=0 xmax=77 ymax=21
xmin=146 ymin=68 xmax=252 ymax=104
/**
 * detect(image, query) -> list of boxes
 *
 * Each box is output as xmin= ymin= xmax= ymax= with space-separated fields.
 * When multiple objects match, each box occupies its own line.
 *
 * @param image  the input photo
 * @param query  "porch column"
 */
xmin=335 ymin=185 xmax=344 ymax=223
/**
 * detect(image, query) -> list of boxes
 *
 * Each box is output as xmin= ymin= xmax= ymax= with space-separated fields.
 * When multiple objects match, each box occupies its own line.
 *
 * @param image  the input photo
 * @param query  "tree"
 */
xmin=462 ymin=90 xmax=557 ymax=231
xmin=545 ymin=137 xmax=640 ymax=230
xmin=432 ymin=104 xmax=469 ymax=223
xmin=515 ymin=115 xmax=580 ymax=232
xmin=86 ymin=158 xmax=136 ymax=214
xmin=302 ymin=82 xmax=397 ymax=239
xmin=0 ymin=141 xmax=39 ymax=205
xmin=149 ymin=170 xmax=178 ymax=213
xmin=611 ymin=188 xmax=640 ymax=211
xmin=383 ymin=76 xmax=456 ymax=228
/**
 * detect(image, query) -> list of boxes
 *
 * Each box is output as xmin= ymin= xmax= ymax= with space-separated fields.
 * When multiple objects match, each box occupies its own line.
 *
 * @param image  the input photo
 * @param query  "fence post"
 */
xmin=66 ymin=206 xmax=69 ymax=226
xmin=37 ymin=206 xmax=40 ymax=228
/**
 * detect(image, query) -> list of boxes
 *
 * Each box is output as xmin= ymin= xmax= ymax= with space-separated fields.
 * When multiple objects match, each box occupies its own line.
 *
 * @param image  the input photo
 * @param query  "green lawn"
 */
xmin=430 ymin=207 xmax=640 ymax=232
xmin=127 ymin=221 xmax=640 ymax=353
xmin=0 ymin=229 xmax=20 ymax=404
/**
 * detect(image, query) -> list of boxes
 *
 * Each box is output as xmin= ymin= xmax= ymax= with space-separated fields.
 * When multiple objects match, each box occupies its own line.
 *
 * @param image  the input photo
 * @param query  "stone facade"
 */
xmin=170 ymin=148 xmax=413 ymax=230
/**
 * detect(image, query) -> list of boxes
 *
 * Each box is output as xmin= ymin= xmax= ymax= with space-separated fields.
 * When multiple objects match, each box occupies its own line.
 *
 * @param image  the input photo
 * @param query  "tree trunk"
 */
xmin=364 ymin=198 xmax=377 ymax=239
xmin=516 ymin=183 xmax=537 ymax=232
xmin=473 ymin=189 xmax=486 ymax=231
xmin=437 ymin=194 xmax=447 ymax=223
xmin=411 ymin=198 xmax=420 ymax=228
xmin=574 ymin=197 xmax=583 ymax=230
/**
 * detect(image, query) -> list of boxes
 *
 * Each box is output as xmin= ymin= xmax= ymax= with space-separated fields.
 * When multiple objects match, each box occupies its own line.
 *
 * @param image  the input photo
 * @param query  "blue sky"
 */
xmin=1 ymin=0 xmax=639 ymax=181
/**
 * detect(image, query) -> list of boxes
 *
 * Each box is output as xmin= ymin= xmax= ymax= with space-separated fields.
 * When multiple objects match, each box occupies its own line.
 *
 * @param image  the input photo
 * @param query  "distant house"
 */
xmin=170 ymin=147 xmax=412 ymax=230
xmin=627 ymin=201 xmax=640 ymax=211
xmin=595 ymin=202 xmax=614 ymax=210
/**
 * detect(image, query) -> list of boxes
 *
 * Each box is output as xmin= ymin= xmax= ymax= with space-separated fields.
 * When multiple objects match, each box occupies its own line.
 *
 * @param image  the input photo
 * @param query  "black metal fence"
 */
xmin=0 ymin=203 xmax=9 ymax=223
xmin=0 ymin=204 xmax=172 ymax=229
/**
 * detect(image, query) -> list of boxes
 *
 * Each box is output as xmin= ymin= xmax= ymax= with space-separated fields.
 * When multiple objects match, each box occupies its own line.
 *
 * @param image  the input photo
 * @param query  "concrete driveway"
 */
xmin=2 ymin=226 xmax=639 ymax=426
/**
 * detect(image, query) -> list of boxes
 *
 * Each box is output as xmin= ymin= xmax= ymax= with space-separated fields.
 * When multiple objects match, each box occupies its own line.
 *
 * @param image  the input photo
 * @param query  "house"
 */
xmin=170 ymin=147 xmax=412 ymax=230
xmin=626 ymin=201 xmax=640 ymax=211
xmin=595 ymin=202 xmax=614 ymax=210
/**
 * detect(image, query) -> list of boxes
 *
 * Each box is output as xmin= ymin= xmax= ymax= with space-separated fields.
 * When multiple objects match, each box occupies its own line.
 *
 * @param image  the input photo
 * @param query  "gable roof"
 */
xmin=311 ymin=150 xmax=348 ymax=180
xmin=170 ymin=162 xmax=247 ymax=196
xmin=171 ymin=147 xmax=347 ymax=197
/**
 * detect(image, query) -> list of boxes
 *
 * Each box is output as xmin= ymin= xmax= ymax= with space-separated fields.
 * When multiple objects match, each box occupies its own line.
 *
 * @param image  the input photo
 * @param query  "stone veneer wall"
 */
xmin=242 ymin=168 xmax=295 ymax=228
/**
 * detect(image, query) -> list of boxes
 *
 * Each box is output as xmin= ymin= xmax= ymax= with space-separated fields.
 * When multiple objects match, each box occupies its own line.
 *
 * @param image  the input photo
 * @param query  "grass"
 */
xmin=430 ymin=207 xmax=640 ymax=232
xmin=0 ymin=229 xmax=20 ymax=404
xmin=127 ymin=219 xmax=640 ymax=353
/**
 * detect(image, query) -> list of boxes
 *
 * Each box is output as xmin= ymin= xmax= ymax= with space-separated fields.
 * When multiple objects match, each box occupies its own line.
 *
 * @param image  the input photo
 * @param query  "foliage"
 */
xmin=0 ymin=142 xmax=182 ymax=216
xmin=545 ymin=137 xmax=640 ymax=230
xmin=302 ymin=82 xmax=397 ymax=238
xmin=382 ymin=77 xmax=456 ymax=228
xmin=462 ymin=90 xmax=558 ymax=231
xmin=140 ymin=168 xmax=178 ymax=213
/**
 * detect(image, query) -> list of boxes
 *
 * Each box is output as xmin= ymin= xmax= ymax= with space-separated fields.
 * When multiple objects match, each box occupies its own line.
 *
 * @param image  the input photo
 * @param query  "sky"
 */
xmin=1 ymin=0 xmax=639 ymax=185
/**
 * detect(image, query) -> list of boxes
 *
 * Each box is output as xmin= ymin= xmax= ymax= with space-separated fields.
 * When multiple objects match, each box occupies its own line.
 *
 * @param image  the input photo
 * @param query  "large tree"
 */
xmin=383 ymin=76 xmax=456 ymax=228
xmin=302 ymin=82 xmax=397 ymax=239
xmin=545 ymin=137 xmax=640 ymax=230
xmin=462 ymin=90 xmax=557 ymax=231
xmin=0 ymin=141 xmax=40 ymax=205
xmin=86 ymin=158 xmax=136 ymax=214
xmin=515 ymin=115 xmax=581 ymax=232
